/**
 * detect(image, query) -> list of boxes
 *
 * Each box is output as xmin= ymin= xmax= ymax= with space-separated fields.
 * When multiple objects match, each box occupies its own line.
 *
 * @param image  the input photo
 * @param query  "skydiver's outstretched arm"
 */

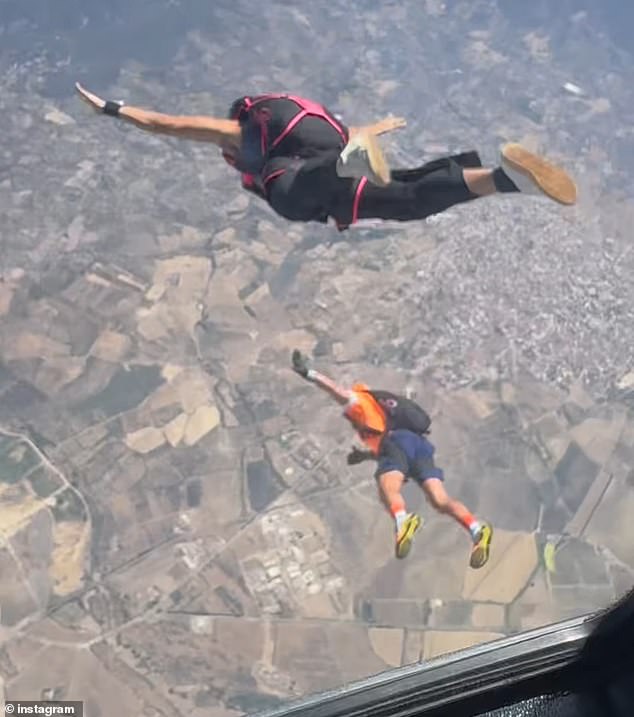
xmin=118 ymin=106 xmax=241 ymax=146
xmin=291 ymin=350 xmax=351 ymax=406
xmin=75 ymin=82 xmax=241 ymax=149
xmin=305 ymin=369 xmax=352 ymax=405
xmin=75 ymin=82 xmax=404 ymax=150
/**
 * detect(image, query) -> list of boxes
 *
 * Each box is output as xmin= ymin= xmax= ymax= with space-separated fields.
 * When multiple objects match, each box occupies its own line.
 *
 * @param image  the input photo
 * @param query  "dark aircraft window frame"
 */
xmin=250 ymin=588 xmax=634 ymax=717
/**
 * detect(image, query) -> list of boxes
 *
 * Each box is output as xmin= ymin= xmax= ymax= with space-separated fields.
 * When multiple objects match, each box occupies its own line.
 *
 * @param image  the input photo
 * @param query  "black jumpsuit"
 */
xmin=230 ymin=96 xmax=480 ymax=229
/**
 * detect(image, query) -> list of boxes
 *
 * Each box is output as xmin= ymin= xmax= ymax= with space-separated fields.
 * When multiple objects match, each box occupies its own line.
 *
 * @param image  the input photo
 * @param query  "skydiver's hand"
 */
xmin=75 ymin=82 xmax=123 ymax=116
xmin=291 ymin=350 xmax=311 ymax=380
xmin=372 ymin=116 xmax=407 ymax=136
xmin=347 ymin=447 xmax=370 ymax=465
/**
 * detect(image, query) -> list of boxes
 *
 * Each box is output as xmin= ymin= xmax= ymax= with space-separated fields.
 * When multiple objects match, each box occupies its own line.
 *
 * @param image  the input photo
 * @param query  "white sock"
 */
xmin=469 ymin=521 xmax=483 ymax=542
xmin=394 ymin=510 xmax=407 ymax=532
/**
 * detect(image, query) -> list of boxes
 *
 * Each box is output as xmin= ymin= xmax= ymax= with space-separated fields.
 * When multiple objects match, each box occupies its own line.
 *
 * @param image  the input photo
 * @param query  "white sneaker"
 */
xmin=500 ymin=144 xmax=577 ymax=205
xmin=337 ymin=131 xmax=391 ymax=186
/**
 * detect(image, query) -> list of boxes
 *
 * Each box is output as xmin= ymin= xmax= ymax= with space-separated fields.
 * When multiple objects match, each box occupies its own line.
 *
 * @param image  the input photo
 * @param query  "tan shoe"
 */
xmin=501 ymin=144 xmax=577 ymax=205
xmin=337 ymin=131 xmax=391 ymax=186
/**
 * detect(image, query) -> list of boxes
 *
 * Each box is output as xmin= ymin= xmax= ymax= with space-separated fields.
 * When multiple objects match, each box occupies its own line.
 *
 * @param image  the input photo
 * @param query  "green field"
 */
xmin=51 ymin=488 xmax=87 ymax=523
xmin=28 ymin=465 xmax=63 ymax=498
xmin=0 ymin=436 xmax=41 ymax=485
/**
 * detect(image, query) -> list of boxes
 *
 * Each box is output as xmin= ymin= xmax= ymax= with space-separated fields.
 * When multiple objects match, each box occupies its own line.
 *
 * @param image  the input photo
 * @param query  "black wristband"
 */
xmin=103 ymin=100 xmax=122 ymax=117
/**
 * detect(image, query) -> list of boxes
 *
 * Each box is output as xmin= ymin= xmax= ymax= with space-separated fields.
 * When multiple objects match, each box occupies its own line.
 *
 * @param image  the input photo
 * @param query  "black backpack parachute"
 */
xmin=359 ymin=388 xmax=432 ymax=435
xmin=223 ymin=93 xmax=348 ymax=176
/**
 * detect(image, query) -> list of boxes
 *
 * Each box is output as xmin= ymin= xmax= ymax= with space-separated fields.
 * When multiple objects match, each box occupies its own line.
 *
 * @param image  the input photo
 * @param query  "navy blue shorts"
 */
xmin=375 ymin=430 xmax=444 ymax=483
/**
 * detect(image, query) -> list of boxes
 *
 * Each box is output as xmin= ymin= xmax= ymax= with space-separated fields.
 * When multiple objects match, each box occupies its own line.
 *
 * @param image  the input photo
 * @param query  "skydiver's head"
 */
xmin=228 ymin=98 xmax=249 ymax=123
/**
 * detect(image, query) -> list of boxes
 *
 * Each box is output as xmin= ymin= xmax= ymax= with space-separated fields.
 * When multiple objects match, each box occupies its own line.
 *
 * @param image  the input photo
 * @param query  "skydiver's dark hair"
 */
xmin=228 ymin=98 xmax=248 ymax=121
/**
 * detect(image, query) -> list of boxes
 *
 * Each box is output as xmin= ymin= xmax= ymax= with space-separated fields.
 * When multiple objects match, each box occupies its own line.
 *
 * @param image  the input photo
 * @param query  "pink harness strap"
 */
xmin=283 ymin=95 xmax=347 ymax=144
xmin=351 ymin=176 xmax=368 ymax=225
xmin=245 ymin=93 xmax=347 ymax=149
xmin=271 ymin=109 xmax=308 ymax=148
xmin=336 ymin=176 xmax=368 ymax=231
xmin=231 ymin=94 xmax=349 ymax=203
xmin=263 ymin=168 xmax=286 ymax=186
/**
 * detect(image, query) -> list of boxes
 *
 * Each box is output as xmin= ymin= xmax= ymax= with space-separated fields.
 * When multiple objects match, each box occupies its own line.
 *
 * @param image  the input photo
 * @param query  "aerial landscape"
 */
xmin=0 ymin=1 xmax=633 ymax=715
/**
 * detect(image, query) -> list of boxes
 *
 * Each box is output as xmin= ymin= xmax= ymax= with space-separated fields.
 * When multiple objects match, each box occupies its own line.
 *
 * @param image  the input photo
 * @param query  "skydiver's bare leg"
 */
xmin=420 ymin=478 xmax=493 ymax=569
xmin=377 ymin=470 xmax=421 ymax=559
xmin=377 ymin=470 xmax=408 ymax=526
xmin=463 ymin=168 xmax=497 ymax=197
xmin=420 ymin=478 xmax=481 ymax=538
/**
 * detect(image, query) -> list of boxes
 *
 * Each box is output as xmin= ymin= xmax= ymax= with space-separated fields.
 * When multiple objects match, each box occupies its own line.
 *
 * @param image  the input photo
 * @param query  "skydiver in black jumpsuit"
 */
xmin=76 ymin=83 xmax=577 ymax=232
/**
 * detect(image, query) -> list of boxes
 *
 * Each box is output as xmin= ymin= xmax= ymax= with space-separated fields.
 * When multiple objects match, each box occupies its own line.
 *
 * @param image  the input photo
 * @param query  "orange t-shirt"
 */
xmin=343 ymin=383 xmax=387 ymax=455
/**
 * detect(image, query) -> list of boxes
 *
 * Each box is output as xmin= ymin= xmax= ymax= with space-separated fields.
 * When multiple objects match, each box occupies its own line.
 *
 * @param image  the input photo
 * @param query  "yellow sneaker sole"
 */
xmin=396 ymin=514 xmax=421 ymax=559
xmin=470 ymin=523 xmax=493 ymax=569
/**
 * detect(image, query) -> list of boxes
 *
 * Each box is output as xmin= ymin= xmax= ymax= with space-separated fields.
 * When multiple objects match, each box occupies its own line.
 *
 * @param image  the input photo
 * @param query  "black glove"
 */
xmin=291 ymin=349 xmax=310 ymax=379
xmin=347 ymin=447 xmax=369 ymax=465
